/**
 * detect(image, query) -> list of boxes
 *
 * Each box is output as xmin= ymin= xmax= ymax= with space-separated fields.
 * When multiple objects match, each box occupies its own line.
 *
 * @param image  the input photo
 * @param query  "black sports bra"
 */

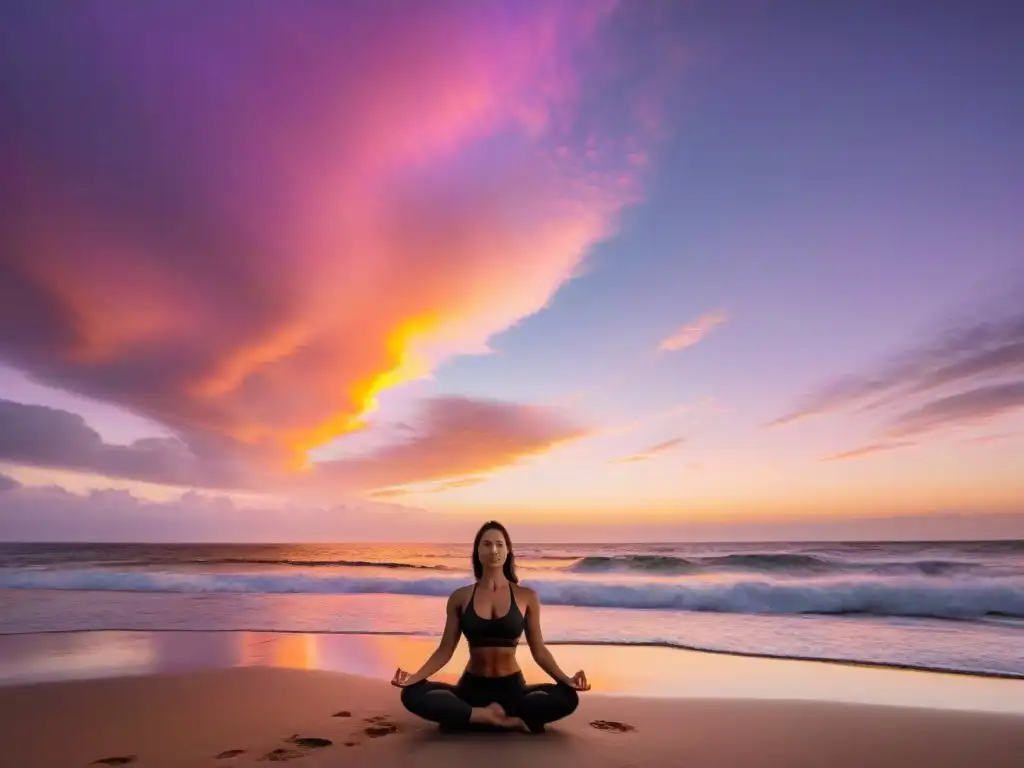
xmin=459 ymin=582 xmax=525 ymax=648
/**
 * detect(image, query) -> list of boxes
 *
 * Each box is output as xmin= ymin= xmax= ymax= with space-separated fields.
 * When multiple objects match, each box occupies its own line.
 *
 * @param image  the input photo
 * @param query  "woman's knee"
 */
xmin=560 ymin=685 xmax=580 ymax=714
xmin=400 ymin=682 xmax=424 ymax=712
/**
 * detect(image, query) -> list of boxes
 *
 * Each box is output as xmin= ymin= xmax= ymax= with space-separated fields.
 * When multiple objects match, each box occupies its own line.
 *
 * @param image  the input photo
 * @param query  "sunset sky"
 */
xmin=1 ymin=1 xmax=1022 ymax=542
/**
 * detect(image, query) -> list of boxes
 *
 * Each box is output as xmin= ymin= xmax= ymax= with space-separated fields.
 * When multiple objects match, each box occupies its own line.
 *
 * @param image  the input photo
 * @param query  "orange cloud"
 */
xmin=0 ymin=2 xmax=681 ymax=483
xmin=611 ymin=436 xmax=686 ymax=464
xmin=820 ymin=440 xmax=917 ymax=462
xmin=658 ymin=310 xmax=728 ymax=352
xmin=369 ymin=476 xmax=491 ymax=500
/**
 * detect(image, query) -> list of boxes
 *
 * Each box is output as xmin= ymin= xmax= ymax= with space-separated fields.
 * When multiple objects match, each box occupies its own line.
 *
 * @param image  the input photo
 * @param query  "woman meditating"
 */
xmin=393 ymin=520 xmax=589 ymax=732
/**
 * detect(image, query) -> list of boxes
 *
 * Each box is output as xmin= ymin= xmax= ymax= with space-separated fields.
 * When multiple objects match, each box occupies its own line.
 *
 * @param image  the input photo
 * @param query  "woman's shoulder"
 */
xmin=511 ymin=582 xmax=537 ymax=604
xmin=447 ymin=583 xmax=474 ymax=607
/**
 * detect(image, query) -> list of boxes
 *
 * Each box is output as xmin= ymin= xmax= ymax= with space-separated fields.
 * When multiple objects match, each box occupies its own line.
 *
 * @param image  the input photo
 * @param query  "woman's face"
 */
xmin=477 ymin=528 xmax=508 ymax=570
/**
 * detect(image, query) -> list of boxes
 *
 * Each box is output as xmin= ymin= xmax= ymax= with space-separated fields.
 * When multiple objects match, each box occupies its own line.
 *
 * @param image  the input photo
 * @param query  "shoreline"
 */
xmin=2 ymin=626 xmax=1022 ymax=682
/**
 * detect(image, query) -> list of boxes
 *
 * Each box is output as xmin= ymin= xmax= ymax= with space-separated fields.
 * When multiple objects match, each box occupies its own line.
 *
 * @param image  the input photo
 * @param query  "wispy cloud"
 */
xmin=368 ymin=476 xmax=490 ymax=499
xmin=658 ymin=310 xmax=728 ymax=352
xmin=776 ymin=289 xmax=1024 ymax=459
xmin=771 ymin=292 xmax=1024 ymax=429
xmin=965 ymin=432 xmax=1013 ymax=445
xmin=611 ymin=436 xmax=685 ymax=464
xmin=606 ymin=397 xmax=722 ymax=436
xmin=821 ymin=440 xmax=917 ymax=462
xmin=885 ymin=381 xmax=1024 ymax=437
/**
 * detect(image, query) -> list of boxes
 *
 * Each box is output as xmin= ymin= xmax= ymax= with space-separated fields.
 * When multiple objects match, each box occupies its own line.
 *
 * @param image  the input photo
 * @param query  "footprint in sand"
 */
xmin=287 ymin=736 xmax=332 ymax=749
xmin=590 ymin=720 xmax=636 ymax=734
xmin=215 ymin=749 xmax=246 ymax=760
xmin=90 ymin=757 xmax=137 ymax=766
xmin=259 ymin=735 xmax=333 ymax=762
xmin=361 ymin=714 xmax=400 ymax=737
xmin=364 ymin=722 xmax=399 ymax=738
xmin=260 ymin=747 xmax=305 ymax=762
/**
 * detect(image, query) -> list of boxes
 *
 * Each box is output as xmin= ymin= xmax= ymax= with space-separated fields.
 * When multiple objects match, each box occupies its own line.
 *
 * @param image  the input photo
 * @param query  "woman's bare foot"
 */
xmin=469 ymin=702 xmax=507 ymax=726
xmin=467 ymin=704 xmax=529 ymax=731
xmin=498 ymin=715 xmax=529 ymax=732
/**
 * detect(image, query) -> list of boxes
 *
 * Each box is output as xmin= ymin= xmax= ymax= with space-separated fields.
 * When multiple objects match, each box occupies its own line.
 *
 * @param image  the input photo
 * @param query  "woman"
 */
xmin=393 ymin=520 xmax=590 ymax=733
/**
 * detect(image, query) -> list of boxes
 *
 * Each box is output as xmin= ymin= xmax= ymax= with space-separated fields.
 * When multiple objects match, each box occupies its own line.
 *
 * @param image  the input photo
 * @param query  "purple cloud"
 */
xmin=0 ymin=484 xmax=471 ymax=543
xmin=772 ymin=292 xmax=1024 ymax=428
xmin=0 ymin=399 xmax=250 ymax=490
xmin=886 ymin=381 xmax=1024 ymax=437
xmin=0 ymin=396 xmax=587 ymax=494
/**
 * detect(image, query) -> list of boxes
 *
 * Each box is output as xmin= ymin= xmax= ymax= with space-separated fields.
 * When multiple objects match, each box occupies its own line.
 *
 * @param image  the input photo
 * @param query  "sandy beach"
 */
xmin=2 ymin=661 xmax=1023 ymax=767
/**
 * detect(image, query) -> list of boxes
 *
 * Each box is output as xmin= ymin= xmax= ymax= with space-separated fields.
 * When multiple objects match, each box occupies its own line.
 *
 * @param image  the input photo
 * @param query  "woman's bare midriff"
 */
xmin=464 ymin=646 xmax=521 ymax=677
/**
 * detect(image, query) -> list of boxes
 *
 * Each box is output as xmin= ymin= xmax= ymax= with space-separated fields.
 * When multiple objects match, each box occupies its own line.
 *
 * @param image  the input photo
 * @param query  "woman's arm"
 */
xmin=522 ymin=587 xmax=576 ymax=687
xmin=403 ymin=588 xmax=464 ymax=685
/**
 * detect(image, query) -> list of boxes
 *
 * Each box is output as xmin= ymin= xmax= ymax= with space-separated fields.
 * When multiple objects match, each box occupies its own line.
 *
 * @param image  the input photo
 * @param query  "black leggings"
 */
xmin=400 ymin=671 xmax=579 ymax=732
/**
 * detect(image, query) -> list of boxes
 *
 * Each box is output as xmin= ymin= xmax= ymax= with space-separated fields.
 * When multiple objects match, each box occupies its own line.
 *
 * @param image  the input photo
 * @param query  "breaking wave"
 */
xmin=567 ymin=553 xmax=996 ymax=577
xmin=1 ymin=568 xmax=1021 ymax=620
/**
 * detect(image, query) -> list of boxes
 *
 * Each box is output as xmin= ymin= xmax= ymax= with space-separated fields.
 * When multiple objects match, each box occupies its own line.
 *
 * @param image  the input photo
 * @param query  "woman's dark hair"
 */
xmin=471 ymin=520 xmax=518 ymax=583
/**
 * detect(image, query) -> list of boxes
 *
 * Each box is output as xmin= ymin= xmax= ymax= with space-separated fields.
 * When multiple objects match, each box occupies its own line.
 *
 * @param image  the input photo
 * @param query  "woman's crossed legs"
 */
xmin=401 ymin=671 xmax=579 ymax=733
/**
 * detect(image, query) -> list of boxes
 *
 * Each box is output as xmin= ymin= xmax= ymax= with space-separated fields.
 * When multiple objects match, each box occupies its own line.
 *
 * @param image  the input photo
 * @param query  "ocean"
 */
xmin=1 ymin=540 xmax=1022 ymax=678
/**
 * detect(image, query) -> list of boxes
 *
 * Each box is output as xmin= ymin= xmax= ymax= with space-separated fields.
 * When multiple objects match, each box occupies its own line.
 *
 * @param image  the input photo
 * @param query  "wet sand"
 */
xmin=2 ymin=629 xmax=1023 ymax=714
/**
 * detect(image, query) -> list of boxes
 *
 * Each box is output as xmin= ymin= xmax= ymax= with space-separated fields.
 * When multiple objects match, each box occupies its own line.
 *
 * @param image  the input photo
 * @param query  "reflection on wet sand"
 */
xmin=238 ymin=631 xmax=317 ymax=669
xmin=0 ymin=632 xmax=156 ymax=684
xmin=1 ymin=630 xmax=1022 ymax=715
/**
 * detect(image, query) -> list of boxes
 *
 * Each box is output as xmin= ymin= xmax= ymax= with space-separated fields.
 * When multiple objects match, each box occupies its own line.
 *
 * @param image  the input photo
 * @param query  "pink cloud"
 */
xmin=658 ymin=310 xmax=728 ymax=352
xmin=307 ymin=397 xmax=590 ymax=494
xmin=0 ymin=2 xmax=680 ymax=483
xmin=820 ymin=440 xmax=917 ymax=462
xmin=368 ymin=476 xmax=491 ymax=500
xmin=966 ymin=433 xmax=1013 ymax=445
xmin=0 ymin=483 xmax=473 ymax=543
xmin=611 ymin=436 xmax=686 ymax=464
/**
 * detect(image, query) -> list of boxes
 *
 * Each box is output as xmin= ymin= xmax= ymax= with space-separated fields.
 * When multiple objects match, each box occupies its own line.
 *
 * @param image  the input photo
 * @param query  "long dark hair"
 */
xmin=471 ymin=520 xmax=518 ymax=583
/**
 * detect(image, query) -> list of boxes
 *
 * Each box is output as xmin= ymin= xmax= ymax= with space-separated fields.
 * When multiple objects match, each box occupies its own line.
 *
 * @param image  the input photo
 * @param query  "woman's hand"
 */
xmin=390 ymin=667 xmax=414 ymax=688
xmin=568 ymin=670 xmax=591 ymax=691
